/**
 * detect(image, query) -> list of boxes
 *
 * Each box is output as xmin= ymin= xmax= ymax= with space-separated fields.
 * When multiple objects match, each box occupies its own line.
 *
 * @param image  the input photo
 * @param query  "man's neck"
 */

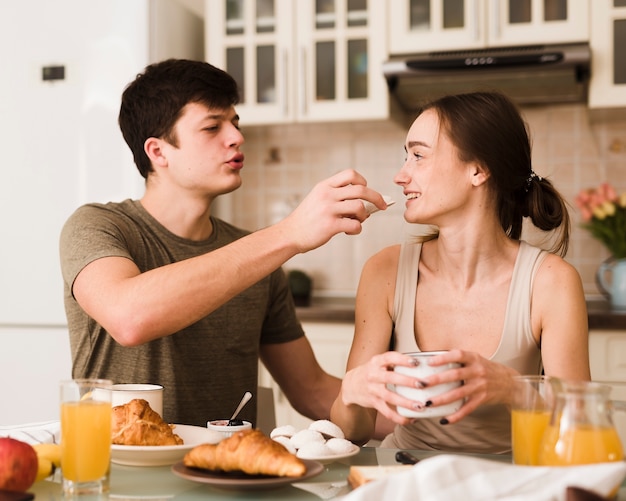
xmin=140 ymin=190 xmax=214 ymax=241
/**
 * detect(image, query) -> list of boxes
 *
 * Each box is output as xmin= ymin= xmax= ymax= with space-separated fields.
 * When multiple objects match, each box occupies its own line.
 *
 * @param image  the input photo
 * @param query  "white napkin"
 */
xmin=0 ymin=420 xmax=61 ymax=445
xmin=343 ymin=454 xmax=626 ymax=501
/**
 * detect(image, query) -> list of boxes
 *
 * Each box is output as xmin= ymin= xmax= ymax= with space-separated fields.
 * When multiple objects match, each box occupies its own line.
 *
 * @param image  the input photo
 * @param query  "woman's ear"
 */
xmin=470 ymin=162 xmax=490 ymax=187
xmin=144 ymin=137 xmax=168 ymax=169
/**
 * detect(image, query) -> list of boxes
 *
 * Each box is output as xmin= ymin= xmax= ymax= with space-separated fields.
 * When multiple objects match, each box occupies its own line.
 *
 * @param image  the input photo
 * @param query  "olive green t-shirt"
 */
xmin=59 ymin=199 xmax=304 ymax=426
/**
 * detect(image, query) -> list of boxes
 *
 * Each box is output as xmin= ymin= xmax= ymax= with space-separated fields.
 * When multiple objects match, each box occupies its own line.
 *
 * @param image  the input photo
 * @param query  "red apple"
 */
xmin=0 ymin=437 xmax=38 ymax=492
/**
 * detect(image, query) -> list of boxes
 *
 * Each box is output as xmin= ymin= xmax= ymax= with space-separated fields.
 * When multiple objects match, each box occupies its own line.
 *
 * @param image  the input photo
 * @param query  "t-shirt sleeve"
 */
xmin=59 ymin=204 xmax=135 ymax=295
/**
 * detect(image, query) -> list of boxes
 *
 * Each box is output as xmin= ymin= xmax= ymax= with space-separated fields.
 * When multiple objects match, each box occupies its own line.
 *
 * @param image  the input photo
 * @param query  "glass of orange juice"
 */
xmin=60 ymin=378 xmax=112 ymax=497
xmin=511 ymin=375 xmax=554 ymax=465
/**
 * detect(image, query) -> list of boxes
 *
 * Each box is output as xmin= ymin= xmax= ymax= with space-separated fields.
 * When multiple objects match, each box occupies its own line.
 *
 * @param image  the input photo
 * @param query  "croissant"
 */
xmin=184 ymin=428 xmax=306 ymax=477
xmin=111 ymin=398 xmax=183 ymax=446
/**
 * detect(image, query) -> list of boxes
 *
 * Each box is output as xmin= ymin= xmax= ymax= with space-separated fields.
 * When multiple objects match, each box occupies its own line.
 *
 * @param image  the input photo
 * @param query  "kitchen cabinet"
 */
xmin=205 ymin=0 xmax=389 ymax=125
xmin=258 ymin=321 xmax=354 ymax=429
xmin=589 ymin=329 xmax=626 ymax=446
xmin=388 ymin=0 xmax=589 ymax=54
xmin=589 ymin=0 xmax=626 ymax=111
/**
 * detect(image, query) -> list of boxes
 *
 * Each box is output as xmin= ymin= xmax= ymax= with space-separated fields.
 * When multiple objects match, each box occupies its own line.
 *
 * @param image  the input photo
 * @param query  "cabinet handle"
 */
xmin=473 ymin=0 xmax=480 ymax=41
xmin=491 ymin=0 xmax=500 ymax=40
xmin=282 ymin=49 xmax=288 ymax=117
xmin=300 ymin=46 xmax=307 ymax=116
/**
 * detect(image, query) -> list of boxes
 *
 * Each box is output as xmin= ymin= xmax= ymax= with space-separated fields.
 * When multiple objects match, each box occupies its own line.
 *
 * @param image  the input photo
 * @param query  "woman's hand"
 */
xmin=340 ymin=349 xmax=520 ymax=426
xmin=419 ymin=349 xmax=519 ymax=423
xmin=340 ymin=351 xmax=425 ymax=426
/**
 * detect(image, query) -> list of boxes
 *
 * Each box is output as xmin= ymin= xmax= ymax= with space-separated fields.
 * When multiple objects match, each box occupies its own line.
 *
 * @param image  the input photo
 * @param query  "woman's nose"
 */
xmin=394 ymin=164 xmax=409 ymax=186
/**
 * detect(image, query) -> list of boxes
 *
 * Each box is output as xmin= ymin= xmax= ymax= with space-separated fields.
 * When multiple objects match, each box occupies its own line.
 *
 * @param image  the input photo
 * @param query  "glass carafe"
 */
xmin=538 ymin=380 xmax=624 ymax=466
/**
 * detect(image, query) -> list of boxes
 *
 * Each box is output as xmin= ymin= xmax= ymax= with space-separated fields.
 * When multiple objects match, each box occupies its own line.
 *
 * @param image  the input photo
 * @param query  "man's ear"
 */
xmin=470 ymin=162 xmax=490 ymax=187
xmin=144 ymin=137 xmax=168 ymax=168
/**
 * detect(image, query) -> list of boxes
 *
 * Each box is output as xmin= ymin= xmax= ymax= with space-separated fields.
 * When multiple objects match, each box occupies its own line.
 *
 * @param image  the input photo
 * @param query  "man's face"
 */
xmin=157 ymin=102 xmax=245 ymax=198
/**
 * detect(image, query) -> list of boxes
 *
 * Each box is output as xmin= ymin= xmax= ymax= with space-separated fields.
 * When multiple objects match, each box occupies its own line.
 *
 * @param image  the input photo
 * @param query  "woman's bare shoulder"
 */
xmin=363 ymin=244 xmax=401 ymax=273
xmin=536 ymin=252 xmax=582 ymax=286
xmin=533 ymin=251 xmax=586 ymax=312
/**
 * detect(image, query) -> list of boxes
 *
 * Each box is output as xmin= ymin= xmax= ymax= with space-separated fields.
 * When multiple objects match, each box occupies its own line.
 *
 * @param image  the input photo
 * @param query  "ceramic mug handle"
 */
xmin=596 ymin=258 xmax=614 ymax=299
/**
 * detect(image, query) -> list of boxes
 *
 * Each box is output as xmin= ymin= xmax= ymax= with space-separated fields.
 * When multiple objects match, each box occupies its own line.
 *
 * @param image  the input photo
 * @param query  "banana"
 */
xmin=33 ymin=443 xmax=62 ymax=482
xmin=35 ymin=457 xmax=55 ymax=482
xmin=33 ymin=443 xmax=62 ymax=467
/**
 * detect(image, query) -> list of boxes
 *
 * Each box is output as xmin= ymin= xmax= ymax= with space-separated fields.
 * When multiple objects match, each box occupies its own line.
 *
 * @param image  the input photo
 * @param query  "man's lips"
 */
xmin=228 ymin=153 xmax=244 ymax=170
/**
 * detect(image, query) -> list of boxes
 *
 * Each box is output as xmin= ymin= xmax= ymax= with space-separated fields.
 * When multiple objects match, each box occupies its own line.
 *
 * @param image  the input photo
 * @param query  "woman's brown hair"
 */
xmin=419 ymin=91 xmax=570 ymax=256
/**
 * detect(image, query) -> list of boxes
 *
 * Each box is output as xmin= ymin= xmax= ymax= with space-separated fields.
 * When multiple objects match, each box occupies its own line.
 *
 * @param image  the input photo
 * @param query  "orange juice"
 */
xmin=511 ymin=408 xmax=551 ymax=465
xmin=538 ymin=424 xmax=624 ymax=465
xmin=61 ymin=400 xmax=112 ymax=482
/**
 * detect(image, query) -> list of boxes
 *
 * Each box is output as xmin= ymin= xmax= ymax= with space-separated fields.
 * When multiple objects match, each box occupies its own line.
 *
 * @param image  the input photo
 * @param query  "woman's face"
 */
xmin=394 ymin=109 xmax=478 ymax=226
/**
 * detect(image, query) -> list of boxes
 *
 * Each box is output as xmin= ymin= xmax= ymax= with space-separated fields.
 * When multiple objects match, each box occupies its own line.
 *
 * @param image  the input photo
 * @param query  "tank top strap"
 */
xmin=495 ymin=240 xmax=547 ymax=372
xmin=392 ymin=241 xmax=422 ymax=353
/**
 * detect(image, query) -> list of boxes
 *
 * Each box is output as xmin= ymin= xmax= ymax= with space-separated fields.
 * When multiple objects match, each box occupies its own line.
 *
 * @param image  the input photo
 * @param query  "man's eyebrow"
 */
xmin=203 ymin=112 xmax=240 ymax=122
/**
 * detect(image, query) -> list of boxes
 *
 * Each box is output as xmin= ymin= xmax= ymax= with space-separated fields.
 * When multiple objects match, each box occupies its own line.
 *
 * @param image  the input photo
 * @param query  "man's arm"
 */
xmin=71 ymin=170 xmax=386 ymax=346
xmin=260 ymin=337 xmax=340 ymax=421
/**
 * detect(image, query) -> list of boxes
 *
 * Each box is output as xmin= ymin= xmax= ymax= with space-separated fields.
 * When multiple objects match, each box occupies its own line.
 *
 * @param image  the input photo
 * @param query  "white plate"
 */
xmin=111 ymin=424 xmax=222 ymax=467
xmin=171 ymin=459 xmax=324 ymax=491
xmin=296 ymin=443 xmax=360 ymax=464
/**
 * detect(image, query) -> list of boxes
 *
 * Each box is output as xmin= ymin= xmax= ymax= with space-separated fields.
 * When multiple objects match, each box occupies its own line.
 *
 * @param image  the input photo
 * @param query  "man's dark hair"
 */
xmin=118 ymin=59 xmax=240 ymax=178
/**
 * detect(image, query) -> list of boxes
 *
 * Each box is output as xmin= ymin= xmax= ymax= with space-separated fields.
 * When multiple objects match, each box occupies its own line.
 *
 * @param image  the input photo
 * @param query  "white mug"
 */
xmin=111 ymin=383 xmax=164 ymax=416
xmin=392 ymin=351 xmax=463 ymax=418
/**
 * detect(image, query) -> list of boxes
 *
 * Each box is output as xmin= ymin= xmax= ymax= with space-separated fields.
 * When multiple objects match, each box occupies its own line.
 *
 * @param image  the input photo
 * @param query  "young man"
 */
xmin=60 ymin=59 xmax=387 ymax=427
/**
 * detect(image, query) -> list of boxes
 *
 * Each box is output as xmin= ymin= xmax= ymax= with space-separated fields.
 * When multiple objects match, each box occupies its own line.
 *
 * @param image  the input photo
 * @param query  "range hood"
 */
xmin=382 ymin=42 xmax=591 ymax=112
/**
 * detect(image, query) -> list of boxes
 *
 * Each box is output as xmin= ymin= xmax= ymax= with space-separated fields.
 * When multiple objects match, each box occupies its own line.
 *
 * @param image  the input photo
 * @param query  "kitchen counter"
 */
xmin=587 ymin=299 xmax=626 ymax=330
xmin=296 ymin=297 xmax=355 ymax=323
xmin=297 ymin=297 xmax=626 ymax=330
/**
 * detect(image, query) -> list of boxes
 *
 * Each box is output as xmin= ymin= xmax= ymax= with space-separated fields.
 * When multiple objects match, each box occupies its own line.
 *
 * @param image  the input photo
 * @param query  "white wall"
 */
xmin=0 ymin=327 xmax=72 ymax=425
xmin=0 ymin=1 xmax=204 ymax=425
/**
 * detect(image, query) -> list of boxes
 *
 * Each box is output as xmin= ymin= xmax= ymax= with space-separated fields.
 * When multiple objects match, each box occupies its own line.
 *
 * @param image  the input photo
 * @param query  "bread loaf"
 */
xmin=347 ymin=465 xmax=414 ymax=488
xmin=111 ymin=398 xmax=183 ymax=446
xmin=184 ymin=428 xmax=306 ymax=477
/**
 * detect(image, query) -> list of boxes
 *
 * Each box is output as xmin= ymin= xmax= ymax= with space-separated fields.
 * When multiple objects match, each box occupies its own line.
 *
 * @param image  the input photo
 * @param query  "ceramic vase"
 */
xmin=596 ymin=258 xmax=626 ymax=311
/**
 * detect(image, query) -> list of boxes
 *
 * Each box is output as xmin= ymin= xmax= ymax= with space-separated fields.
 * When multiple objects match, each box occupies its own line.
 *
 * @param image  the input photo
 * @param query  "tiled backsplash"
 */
xmin=219 ymin=104 xmax=626 ymax=299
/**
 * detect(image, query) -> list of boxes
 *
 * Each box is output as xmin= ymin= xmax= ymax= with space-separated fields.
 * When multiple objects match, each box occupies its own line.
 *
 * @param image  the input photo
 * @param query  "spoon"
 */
xmin=228 ymin=391 xmax=252 ymax=426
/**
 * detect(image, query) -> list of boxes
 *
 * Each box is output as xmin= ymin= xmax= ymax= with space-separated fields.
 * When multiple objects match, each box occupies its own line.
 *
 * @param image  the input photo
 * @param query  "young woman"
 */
xmin=330 ymin=91 xmax=590 ymax=453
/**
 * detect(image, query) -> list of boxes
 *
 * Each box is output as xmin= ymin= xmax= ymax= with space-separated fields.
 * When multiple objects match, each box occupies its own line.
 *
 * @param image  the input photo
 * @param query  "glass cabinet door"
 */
xmin=491 ymin=0 xmax=589 ymax=45
xmin=589 ymin=0 xmax=626 ymax=109
xmin=389 ymin=0 xmax=486 ymax=53
xmin=389 ymin=0 xmax=589 ymax=54
xmin=206 ymin=0 xmax=388 ymax=124
xmin=297 ymin=0 xmax=388 ymax=121
xmin=206 ymin=0 xmax=295 ymax=124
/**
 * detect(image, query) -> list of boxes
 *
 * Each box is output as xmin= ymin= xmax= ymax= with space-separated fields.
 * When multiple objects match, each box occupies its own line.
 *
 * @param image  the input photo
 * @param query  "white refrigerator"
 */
xmin=0 ymin=0 xmax=204 ymax=425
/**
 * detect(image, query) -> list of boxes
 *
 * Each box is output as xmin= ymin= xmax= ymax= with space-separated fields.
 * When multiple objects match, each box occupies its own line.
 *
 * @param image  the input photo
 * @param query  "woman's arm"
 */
xmin=331 ymin=245 xmax=419 ymax=444
xmin=533 ymin=254 xmax=591 ymax=380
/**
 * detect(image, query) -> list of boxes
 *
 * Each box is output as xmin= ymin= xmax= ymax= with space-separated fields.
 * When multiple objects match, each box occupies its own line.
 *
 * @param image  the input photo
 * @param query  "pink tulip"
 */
xmin=601 ymin=182 xmax=618 ymax=202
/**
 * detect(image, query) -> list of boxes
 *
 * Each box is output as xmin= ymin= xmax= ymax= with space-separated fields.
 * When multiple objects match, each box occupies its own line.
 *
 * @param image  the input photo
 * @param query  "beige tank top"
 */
xmin=381 ymin=240 xmax=546 ymax=453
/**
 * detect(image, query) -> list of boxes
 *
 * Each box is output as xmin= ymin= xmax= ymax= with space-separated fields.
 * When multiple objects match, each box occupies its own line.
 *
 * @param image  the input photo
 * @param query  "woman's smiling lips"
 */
xmin=405 ymin=192 xmax=421 ymax=203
